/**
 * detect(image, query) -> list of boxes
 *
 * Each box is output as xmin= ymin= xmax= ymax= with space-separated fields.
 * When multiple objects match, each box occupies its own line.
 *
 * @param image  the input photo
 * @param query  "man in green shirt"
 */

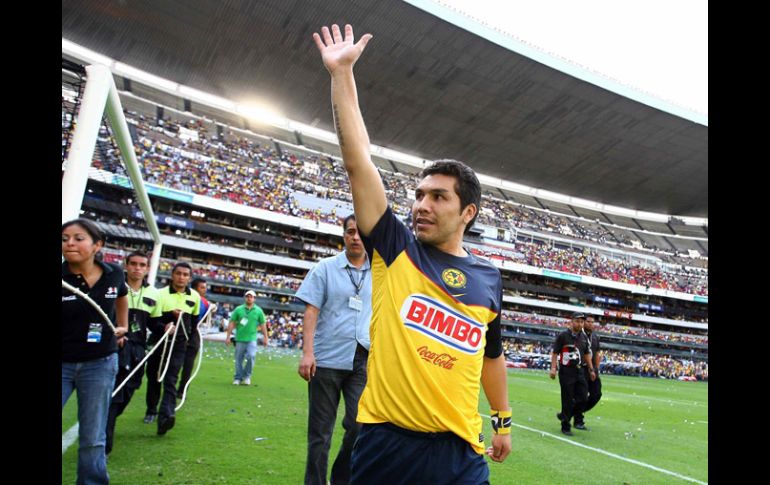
xmin=226 ymin=290 xmax=268 ymax=386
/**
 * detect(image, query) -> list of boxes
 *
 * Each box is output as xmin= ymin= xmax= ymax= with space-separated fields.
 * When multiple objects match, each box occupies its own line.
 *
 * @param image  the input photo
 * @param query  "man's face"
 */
xmin=171 ymin=267 xmax=192 ymax=290
xmin=584 ymin=317 xmax=595 ymax=332
xmin=411 ymin=174 xmax=475 ymax=246
xmin=571 ymin=317 xmax=584 ymax=333
xmin=126 ymin=256 xmax=150 ymax=283
xmin=245 ymin=294 xmax=256 ymax=306
xmin=194 ymin=282 xmax=208 ymax=297
xmin=343 ymin=219 xmax=364 ymax=259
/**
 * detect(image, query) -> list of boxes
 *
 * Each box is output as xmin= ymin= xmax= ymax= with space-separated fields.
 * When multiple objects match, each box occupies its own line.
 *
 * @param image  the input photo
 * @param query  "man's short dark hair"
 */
xmin=191 ymin=277 xmax=206 ymax=291
xmin=171 ymin=261 xmax=192 ymax=274
xmin=342 ymin=213 xmax=356 ymax=231
xmin=419 ymin=159 xmax=481 ymax=234
xmin=125 ymin=250 xmax=149 ymax=264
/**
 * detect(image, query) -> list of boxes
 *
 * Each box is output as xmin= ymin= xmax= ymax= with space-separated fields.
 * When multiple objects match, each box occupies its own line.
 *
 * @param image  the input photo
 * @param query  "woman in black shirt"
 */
xmin=62 ymin=218 xmax=127 ymax=485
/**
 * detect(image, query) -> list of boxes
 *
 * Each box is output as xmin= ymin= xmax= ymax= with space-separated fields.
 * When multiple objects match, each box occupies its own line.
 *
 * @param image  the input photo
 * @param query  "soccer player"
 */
xmin=313 ymin=24 xmax=512 ymax=483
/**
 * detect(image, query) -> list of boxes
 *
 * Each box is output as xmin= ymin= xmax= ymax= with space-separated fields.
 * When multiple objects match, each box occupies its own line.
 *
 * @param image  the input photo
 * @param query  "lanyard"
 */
xmin=345 ymin=265 xmax=367 ymax=296
xmin=127 ymin=284 xmax=144 ymax=310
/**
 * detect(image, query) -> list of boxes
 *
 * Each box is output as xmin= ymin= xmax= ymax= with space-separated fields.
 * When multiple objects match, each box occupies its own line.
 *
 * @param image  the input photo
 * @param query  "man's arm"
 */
xmin=225 ymin=320 xmax=236 ymax=347
xmin=114 ymin=295 xmax=129 ymax=341
xmin=481 ymin=355 xmax=512 ymax=463
xmin=261 ymin=322 xmax=269 ymax=347
xmin=549 ymin=353 xmax=558 ymax=379
xmin=584 ymin=352 xmax=596 ymax=381
xmin=313 ymin=24 xmax=386 ymax=235
xmin=298 ymin=305 xmax=320 ymax=381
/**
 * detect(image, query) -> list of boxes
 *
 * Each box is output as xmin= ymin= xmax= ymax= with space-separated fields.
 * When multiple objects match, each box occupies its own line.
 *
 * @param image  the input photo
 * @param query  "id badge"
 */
xmin=130 ymin=321 xmax=141 ymax=333
xmin=348 ymin=296 xmax=362 ymax=311
xmin=87 ymin=323 xmax=102 ymax=343
xmin=240 ymin=318 xmax=248 ymax=326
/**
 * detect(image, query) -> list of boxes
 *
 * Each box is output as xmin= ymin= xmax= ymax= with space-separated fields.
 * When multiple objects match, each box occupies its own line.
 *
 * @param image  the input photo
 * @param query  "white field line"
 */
xmin=481 ymin=414 xmax=706 ymax=485
xmin=62 ymin=423 xmax=79 ymax=454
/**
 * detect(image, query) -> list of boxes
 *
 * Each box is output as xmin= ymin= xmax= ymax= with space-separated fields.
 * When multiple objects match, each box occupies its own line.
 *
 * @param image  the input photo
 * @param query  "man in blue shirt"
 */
xmin=296 ymin=214 xmax=372 ymax=485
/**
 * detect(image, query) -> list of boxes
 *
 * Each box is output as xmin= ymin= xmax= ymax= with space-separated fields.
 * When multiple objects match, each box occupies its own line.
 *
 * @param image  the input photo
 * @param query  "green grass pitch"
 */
xmin=62 ymin=343 xmax=707 ymax=484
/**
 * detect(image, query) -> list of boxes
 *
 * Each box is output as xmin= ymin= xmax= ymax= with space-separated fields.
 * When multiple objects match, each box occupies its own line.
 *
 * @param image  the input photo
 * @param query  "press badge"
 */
xmin=349 ymin=296 xmax=362 ymax=311
xmin=240 ymin=318 xmax=249 ymax=326
xmin=87 ymin=323 xmax=102 ymax=343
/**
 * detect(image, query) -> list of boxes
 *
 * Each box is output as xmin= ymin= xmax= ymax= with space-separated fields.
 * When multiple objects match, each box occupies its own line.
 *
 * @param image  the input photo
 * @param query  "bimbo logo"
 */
xmin=400 ymin=295 xmax=483 ymax=354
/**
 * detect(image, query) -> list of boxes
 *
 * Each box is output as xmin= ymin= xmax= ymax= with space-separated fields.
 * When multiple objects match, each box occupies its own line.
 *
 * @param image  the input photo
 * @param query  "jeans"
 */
xmin=234 ymin=341 xmax=257 ymax=380
xmin=62 ymin=353 xmax=118 ymax=485
xmin=305 ymin=344 xmax=368 ymax=485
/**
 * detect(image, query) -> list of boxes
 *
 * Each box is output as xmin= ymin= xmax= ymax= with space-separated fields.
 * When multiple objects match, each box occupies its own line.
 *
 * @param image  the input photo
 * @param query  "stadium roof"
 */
xmin=62 ymin=0 xmax=707 ymax=217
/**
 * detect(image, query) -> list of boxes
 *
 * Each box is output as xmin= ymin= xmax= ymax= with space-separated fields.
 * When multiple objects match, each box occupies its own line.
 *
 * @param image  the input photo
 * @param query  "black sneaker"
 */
xmin=561 ymin=428 xmax=574 ymax=436
xmin=556 ymin=412 xmax=565 ymax=422
xmin=574 ymin=423 xmax=587 ymax=430
xmin=143 ymin=414 xmax=157 ymax=424
xmin=157 ymin=416 xmax=175 ymax=435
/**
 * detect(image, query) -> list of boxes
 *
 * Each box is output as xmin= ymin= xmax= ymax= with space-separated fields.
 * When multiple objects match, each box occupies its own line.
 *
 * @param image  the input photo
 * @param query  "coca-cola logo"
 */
xmin=417 ymin=346 xmax=458 ymax=370
xmin=400 ymin=294 xmax=484 ymax=354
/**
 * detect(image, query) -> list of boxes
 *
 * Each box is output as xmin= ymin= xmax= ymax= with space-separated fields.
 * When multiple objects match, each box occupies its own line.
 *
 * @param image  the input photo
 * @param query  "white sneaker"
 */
xmin=233 ymin=379 xmax=241 ymax=385
xmin=242 ymin=377 xmax=251 ymax=385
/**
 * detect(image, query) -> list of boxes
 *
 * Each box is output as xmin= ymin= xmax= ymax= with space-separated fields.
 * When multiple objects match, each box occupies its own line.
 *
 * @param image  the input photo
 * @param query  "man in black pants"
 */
xmin=177 ymin=277 xmax=209 ymax=398
xmin=573 ymin=315 xmax=602 ymax=430
xmin=550 ymin=313 xmax=595 ymax=436
xmin=143 ymin=262 xmax=200 ymax=435
xmin=106 ymin=251 xmax=165 ymax=455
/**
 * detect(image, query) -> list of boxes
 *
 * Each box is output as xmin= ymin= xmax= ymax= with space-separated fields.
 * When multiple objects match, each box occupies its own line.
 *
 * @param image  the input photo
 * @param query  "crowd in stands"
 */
xmin=74 ymin=104 xmax=708 ymax=296
xmin=157 ymin=259 xmax=303 ymax=291
xmin=472 ymin=242 xmax=707 ymax=295
xmin=502 ymin=339 xmax=708 ymax=380
xmin=502 ymin=310 xmax=708 ymax=345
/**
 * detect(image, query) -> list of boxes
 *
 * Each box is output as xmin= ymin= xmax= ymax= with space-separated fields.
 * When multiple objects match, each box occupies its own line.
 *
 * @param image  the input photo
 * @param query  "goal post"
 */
xmin=61 ymin=63 xmax=164 ymax=285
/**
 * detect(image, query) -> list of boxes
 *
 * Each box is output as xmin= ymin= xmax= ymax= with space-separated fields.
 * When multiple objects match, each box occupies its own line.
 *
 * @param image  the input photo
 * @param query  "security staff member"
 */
xmin=574 ymin=315 xmax=602 ymax=429
xmin=105 ymin=251 xmax=165 ymax=455
xmin=178 ymin=277 xmax=209 ymax=398
xmin=550 ymin=312 xmax=595 ymax=436
xmin=143 ymin=262 xmax=200 ymax=435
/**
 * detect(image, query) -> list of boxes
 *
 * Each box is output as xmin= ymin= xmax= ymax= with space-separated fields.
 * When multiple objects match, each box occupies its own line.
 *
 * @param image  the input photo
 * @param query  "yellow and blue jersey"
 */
xmin=359 ymin=207 xmax=503 ymax=454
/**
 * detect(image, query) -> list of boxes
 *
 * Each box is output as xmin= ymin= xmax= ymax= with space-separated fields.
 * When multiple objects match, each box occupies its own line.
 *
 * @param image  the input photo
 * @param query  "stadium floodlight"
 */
xmin=62 ymin=63 xmax=164 ymax=285
xmin=178 ymin=86 xmax=235 ymax=111
xmin=236 ymin=103 xmax=288 ymax=129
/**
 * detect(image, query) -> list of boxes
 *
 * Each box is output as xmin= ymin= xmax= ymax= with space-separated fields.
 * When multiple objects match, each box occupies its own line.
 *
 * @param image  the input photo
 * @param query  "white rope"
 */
xmin=157 ymin=311 xmax=185 ymax=383
xmin=111 ymin=325 xmax=173 ymax=398
xmin=176 ymin=303 xmax=217 ymax=411
xmin=62 ymin=280 xmax=118 ymax=333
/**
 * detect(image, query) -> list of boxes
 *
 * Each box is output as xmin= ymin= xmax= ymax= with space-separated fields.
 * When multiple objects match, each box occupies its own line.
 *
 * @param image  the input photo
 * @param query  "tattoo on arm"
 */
xmin=333 ymin=103 xmax=344 ymax=148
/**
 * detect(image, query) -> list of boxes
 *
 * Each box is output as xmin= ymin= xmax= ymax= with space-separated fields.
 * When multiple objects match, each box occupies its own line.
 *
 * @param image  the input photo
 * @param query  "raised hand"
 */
xmin=313 ymin=24 xmax=372 ymax=74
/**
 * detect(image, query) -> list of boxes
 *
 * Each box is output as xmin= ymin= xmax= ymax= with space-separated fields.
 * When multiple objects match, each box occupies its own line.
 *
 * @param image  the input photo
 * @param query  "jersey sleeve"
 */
xmin=361 ymin=206 xmax=413 ymax=267
xmin=483 ymin=313 xmax=503 ymax=358
xmin=483 ymin=284 xmax=504 ymax=358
